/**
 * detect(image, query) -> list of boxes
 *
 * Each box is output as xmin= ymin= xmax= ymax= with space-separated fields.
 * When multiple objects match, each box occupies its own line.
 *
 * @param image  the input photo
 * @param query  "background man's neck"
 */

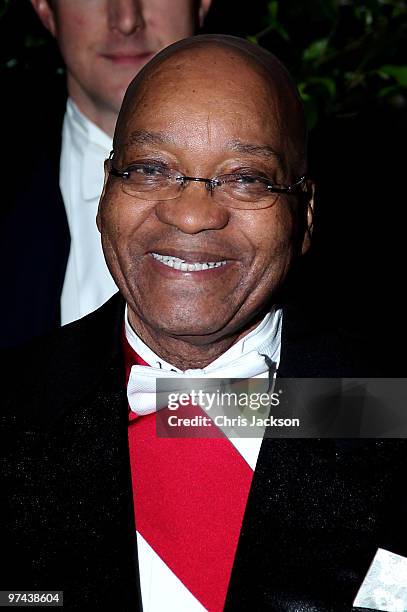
xmin=67 ymin=76 xmax=117 ymax=138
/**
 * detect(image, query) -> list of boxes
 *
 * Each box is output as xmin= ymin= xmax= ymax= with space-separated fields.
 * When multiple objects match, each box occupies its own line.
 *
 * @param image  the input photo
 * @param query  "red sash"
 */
xmin=124 ymin=336 xmax=253 ymax=611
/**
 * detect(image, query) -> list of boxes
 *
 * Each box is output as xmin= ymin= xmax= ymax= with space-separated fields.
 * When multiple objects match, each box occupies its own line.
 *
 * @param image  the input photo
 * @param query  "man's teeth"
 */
xmin=151 ymin=253 xmax=227 ymax=271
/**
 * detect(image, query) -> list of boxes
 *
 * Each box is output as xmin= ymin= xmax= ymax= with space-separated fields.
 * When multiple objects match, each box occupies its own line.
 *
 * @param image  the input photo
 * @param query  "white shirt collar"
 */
xmin=124 ymin=304 xmax=282 ymax=373
xmin=65 ymin=98 xmax=112 ymax=201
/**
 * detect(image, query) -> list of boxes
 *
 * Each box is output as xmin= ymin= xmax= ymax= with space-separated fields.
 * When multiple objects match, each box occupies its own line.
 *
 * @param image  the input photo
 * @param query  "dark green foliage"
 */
xmin=249 ymin=0 xmax=407 ymax=128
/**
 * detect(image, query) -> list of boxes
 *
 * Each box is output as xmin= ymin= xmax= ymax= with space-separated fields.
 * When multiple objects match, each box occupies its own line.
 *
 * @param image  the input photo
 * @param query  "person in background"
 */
xmin=0 ymin=0 xmax=211 ymax=347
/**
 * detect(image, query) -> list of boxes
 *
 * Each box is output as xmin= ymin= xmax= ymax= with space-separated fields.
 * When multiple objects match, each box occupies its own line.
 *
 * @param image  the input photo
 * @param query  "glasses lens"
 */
xmin=217 ymin=175 xmax=278 ymax=209
xmin=120 ymin=164 xmax=180 ymax=200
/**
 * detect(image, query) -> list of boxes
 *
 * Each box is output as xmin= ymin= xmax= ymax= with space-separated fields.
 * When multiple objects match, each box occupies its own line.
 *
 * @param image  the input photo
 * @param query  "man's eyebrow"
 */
xmin=125 ymin=130 xmax=177 ymax=147
xmin=122 ymin=132 xmax=285 ymax=167
xmin=228 ymin=140 xmax=283 ymax=164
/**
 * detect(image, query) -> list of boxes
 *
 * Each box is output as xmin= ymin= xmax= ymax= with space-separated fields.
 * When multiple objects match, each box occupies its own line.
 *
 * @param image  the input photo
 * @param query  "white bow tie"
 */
xmin=127 ymin=350 xmax=276 ymax=416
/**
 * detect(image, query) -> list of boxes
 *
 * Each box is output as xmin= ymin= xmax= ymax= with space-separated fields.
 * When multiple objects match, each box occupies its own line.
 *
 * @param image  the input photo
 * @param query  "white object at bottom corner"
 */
xmin=353 ymin=548 xmax=407 ymax=611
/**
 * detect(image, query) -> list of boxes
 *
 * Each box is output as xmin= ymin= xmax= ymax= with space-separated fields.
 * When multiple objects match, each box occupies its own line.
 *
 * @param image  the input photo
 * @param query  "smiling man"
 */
xmin=2 ymin=35 xmax=402 ymax=612
xmin=0 ymin=0 xmax=211 ymax=348
xmin=98 ymin=37 xmax=310 ymax=369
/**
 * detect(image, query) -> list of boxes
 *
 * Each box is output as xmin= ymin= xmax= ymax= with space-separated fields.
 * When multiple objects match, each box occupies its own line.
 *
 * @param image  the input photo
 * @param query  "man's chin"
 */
xmin=133 ymin=309 xmax=234 ymax=345
xmin=152 ymin=319 xmax=227 ymax=342
xmin=126 ymin=294 xmax=241 ymax=344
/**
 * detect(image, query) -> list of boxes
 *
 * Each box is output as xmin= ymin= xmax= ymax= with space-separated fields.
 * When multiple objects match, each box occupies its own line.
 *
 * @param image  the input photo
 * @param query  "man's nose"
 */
xmin=154 ymin=183 xmax=230 ymax=234
xmin=108 ymin=0 xmax=145 ymax=35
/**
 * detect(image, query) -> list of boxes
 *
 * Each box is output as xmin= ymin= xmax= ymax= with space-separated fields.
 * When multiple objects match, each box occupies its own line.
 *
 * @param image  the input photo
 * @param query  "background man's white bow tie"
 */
xmin=127 ymin=351 xmax=275 ymax=416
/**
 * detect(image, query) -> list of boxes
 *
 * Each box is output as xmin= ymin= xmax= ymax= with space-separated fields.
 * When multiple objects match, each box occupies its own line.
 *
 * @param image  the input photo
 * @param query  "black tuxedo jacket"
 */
xmin=0 ymin=71 xmax=70 ymax=348
xmin=1 ymin=293 xmax=406 ymax=611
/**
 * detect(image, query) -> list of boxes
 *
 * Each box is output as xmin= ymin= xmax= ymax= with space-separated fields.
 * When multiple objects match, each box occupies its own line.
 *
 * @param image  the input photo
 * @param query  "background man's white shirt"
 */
xmin=59 ymin=99 xmax=117 ymax=325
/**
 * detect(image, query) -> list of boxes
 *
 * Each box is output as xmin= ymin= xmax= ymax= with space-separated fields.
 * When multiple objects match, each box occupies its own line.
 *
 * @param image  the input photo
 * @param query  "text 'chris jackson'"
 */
xmin=166 ymin=414 xmax=300 ymax=428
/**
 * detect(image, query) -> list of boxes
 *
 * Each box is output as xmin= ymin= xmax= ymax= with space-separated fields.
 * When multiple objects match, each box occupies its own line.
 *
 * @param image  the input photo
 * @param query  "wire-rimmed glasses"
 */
xmin=108 ymin=152 xmax=306 ymax=210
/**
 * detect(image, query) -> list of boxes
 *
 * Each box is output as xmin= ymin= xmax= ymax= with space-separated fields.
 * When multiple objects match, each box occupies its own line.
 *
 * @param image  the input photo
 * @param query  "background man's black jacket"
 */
xmin=0 ymin=72 xmax=70 ymax=348
xmin=1 ymin=293 xmax=405 ymax=611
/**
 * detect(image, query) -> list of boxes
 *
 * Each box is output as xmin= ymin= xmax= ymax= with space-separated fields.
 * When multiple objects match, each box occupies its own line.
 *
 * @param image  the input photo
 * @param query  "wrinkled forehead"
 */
xmin=114 ymin=40 xmax=306 ymax=172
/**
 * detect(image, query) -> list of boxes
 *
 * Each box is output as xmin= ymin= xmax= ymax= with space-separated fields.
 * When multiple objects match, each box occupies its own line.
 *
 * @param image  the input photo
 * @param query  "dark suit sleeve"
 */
xmin=0 ymin=70 xmax=70 ymax=349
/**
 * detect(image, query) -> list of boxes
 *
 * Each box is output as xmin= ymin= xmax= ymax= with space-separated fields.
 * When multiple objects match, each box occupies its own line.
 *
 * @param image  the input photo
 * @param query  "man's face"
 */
xmin=98 ymin=48 xmax=313 ymax=344
xmin=31 ymin=0 xmax=210 ymax=123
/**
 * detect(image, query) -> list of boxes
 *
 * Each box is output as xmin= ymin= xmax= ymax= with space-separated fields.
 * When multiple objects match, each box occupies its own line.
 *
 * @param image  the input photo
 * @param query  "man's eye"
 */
xmin=232 ymin=174 xmax=271 ymax=188
xmin=235 ymin=175 xmax=261 ymax=185
xmin=223 ymin=173 xmax=273 ymax=201
xmin=127 ymin=164 xmax=166 ymax=178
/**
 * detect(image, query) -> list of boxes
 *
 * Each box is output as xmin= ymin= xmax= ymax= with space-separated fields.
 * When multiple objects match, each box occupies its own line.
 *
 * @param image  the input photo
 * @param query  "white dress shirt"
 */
xmin=125 ymin=308 xmax=282 ymax=611
xmin=59 ymin=99 xmax=117 ymax=325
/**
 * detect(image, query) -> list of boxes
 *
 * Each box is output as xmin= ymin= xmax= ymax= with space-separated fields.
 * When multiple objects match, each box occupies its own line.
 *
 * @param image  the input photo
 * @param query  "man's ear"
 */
xmin=301 ymin=179 xmax=315 ymax=255
xmin=96 ymin=160 xmax=110 ymax=233
xmin=198 ymin=0 xmax=212 ymax=27
xmin=30 ymin=0 xmax=57 ymax=37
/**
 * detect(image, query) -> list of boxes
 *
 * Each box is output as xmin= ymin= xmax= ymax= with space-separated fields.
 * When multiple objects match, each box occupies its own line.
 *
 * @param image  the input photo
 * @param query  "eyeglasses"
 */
xmin=108 ymin=152 xmax=306 ymax=210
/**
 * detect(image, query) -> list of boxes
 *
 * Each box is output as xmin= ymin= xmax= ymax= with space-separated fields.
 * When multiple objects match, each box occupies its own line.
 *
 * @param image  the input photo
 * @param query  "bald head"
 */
xmin=114 ymin=35 xmax=307 ymax=176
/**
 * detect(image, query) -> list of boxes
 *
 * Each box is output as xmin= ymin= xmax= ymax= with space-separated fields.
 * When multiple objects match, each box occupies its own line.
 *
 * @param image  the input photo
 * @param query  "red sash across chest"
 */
xmin=123 ymin=336 xmax=254 ymax=611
